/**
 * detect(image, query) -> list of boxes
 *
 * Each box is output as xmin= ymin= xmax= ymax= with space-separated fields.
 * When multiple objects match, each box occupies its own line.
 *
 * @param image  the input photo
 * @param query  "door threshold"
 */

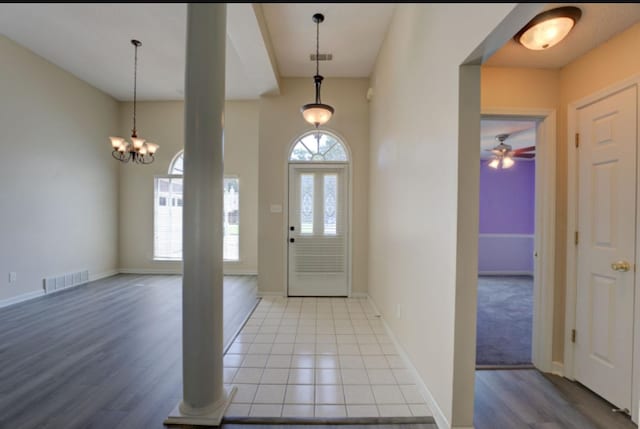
xmin=476 ymin=364 xmax=535 ymax=370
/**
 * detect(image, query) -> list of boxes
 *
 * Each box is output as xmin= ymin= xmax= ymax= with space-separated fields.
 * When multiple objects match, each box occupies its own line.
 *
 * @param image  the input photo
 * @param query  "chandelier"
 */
xmin=301 ymin=13 xmax=334 ymax=128
xmin=109 ymin=40 xmax=158 ymax=164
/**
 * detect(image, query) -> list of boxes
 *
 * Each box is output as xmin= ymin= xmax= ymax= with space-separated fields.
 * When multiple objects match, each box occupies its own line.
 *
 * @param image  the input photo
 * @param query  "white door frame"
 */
xmin=565 ymin=74 xmax=640 ymax=423
xmin=282 ymin=129 xmax=353 ymax=298
xmin=481 ymin=108 xmax=557 ymax=373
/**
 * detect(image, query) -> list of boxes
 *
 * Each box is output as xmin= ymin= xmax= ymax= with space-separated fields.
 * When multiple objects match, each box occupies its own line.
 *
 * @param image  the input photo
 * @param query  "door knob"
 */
xmin=611 ymin=261 xmax=631 ymax=272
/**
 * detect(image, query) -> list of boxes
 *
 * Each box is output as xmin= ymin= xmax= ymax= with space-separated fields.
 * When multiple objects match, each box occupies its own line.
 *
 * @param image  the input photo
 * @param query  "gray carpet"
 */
xmin=476 ymin=275 xmax=533 ymax=366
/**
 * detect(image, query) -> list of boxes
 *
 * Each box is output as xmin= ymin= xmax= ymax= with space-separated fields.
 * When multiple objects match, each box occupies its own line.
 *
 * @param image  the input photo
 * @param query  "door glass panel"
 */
xmin=324 ymin=174 xmax=337 ymax=235
xmin=300 ymin=174 xmax=314 ymax=234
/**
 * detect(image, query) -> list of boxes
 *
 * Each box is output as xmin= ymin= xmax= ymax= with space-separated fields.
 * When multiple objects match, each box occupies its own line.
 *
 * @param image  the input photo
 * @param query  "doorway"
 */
xmin=476 ymin=118 xmax=537 ymax=367
xmin=286 ymin=131 xmax=351 ymax=297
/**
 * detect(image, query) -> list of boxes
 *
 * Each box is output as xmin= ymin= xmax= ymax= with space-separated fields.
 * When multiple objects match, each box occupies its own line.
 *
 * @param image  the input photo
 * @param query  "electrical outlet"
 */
xmin=8 ymin=272 xmax=17 ymax=283
xmin=396 ymin=304 xmax=401 ymax=320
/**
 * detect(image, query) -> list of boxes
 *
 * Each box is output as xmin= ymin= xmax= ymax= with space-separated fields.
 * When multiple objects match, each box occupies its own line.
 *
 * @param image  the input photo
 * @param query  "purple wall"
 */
xmin=478 ymin=160 xmax=535 ymax=274
xmin=479 ymin=160 xmax=535 ymax=234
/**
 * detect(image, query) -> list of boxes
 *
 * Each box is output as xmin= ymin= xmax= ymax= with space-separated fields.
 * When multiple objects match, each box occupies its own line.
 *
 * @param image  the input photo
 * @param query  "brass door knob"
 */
xmin=611 ymin=261 xmax=631 ymax=272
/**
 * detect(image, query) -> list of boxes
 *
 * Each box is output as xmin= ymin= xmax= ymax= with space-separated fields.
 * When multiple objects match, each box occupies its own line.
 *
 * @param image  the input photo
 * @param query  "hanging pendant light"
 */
xmin=301 ymin=13 xmax=334 ymax=128
xmin=109 ymin=39 xmax=158 ymax=164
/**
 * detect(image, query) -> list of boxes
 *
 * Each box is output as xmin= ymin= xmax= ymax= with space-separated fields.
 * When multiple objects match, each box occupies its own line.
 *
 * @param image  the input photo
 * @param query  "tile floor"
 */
xmin=223 ymin=296 xmax=432 ymax=419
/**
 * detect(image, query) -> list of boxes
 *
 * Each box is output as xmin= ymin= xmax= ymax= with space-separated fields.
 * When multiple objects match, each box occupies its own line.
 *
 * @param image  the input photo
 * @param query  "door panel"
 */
xmin=288 ymin=164 xmax=349 ymax=296
xmin=575 ymin=85 xmax=636 ymax=410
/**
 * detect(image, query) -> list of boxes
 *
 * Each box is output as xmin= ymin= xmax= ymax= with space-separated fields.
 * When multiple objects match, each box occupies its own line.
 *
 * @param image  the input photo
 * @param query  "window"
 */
xmin=223 ymin=177 xmax=239 ymax=261
xmin=154 ymin=151 xmax=240 ymax=261
xmin=289 ymin=131 xmax=349 ymax=162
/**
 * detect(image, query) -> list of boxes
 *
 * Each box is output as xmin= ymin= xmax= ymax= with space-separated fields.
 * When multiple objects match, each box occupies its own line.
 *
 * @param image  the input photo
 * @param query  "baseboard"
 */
xmin=0 ymin=290 xmax=44 ymax=309
xmin=351 ymin=292 xmax=368 ymax=298
xmin=478 ymin=271 xmax=534 ymax=276
xmin=119 ymin=268 xmax=182 ymax=275
xmin=90 ymin=269 xmax=120 ymax=282
xmin=257 ymin=290 xmax=285 ymax=297
xmin=551 ymin=361 xmax=564 ymax=377
xmin=119 ymin=268 xmax=258 ymax=276
xmin=366 ymin=297 xmax=451 ymax=429
xmin=224 ymin=270 xmax=258 ymax=276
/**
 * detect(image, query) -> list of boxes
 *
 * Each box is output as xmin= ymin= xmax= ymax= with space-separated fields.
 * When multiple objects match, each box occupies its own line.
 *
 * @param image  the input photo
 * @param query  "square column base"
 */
xmin=164 ymin=386 xmax=236 ymax=426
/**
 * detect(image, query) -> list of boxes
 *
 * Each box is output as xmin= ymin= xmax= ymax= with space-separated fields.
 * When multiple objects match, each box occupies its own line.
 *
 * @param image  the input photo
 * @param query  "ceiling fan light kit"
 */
xmin=487 ymin=133 xmax=535 ymax=170
xmin=301 ymin=13 xmax=335 ymax=128
xmin=515 ymin=6 xmax=582 ymax=51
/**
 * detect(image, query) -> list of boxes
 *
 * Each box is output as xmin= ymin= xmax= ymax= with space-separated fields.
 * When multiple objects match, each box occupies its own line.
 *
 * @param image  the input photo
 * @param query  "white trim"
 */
xmin=478 ymin=233 xmax=534 ymax=239
xmin=256 ymin=290 xmax=285 ymax=298
xmin=367 ymin=296 xmax=450 ymax=429
xmin=165 ymin=386 xmax=237 ymax=427
xmin=565 ymin=74 xmax=640 ymax=425
xmin=0 ymin=290 xmax=44 ymax=309
xmin=90 ymin=269 xmax=120 ymax=282
xmin=222 ymin=269 xmax=258 ymax=276
xmin=551 ymin=361 xmax=564 ymax=377
xmin=482 ymin=108 xmax=556 ymax=373
xmin=478 ymin=271 xmax=534 ymax=276
xmin=350 ymin=292 xmax=368 ymax=298
xmin=120 ymin=268 xmax=183 ymax=275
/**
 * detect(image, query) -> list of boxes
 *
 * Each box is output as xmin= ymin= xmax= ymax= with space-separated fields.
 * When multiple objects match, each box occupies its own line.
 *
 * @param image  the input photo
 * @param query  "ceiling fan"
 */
xmin=486 ymin=133 xmax=535 ymax=169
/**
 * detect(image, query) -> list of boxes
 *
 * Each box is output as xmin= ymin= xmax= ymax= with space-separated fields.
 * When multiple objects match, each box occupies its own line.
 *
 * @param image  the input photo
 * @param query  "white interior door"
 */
xmin=288 ymin=164 xmax=349 ymax=296
xmin=575 ymin=84 xmax=637 ymax=410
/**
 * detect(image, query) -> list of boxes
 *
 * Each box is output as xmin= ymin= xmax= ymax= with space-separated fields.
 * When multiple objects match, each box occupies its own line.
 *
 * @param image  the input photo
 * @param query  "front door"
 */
xmin=288 ymin=164 xmax=349 ymax=296
xmin=575 ymin=84 xmax=637 ymax=410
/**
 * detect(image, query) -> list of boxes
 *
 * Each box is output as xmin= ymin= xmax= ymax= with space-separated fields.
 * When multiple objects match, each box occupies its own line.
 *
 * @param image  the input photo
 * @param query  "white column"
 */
xmin=165 ymin=3 xmax=234 ymax=426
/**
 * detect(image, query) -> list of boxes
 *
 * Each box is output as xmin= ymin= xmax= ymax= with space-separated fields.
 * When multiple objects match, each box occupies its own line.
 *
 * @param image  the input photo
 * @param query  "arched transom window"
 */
xmin=289 ymin=131 xmax=349 ymax=162
xmin=170 ymin=152 xmax=184 ymax=174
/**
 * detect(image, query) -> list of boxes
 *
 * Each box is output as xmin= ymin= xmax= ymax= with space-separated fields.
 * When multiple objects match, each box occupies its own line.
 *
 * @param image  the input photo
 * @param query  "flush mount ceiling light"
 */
xmin=514 ymin=6 xmax=582 ymax=51
xmin=109 ymin=40 xmax=158 ymax=164
xmin=301 ymin=13 xmax=334 ymax=128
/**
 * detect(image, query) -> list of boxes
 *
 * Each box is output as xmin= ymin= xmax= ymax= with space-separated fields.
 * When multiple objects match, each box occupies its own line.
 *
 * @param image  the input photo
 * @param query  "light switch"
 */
xmin=9 ymin=272 xmax=17 ymax=283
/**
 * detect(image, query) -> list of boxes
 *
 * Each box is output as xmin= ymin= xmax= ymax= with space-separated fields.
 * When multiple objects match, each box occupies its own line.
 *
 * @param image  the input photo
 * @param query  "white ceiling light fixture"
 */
xmin=110 ymin=40 xmax=158 ymax=164
xmin=515 ymin=6 xmax=582 ymax=51
xmin=301 ymin=13 xmax=334 ymax=128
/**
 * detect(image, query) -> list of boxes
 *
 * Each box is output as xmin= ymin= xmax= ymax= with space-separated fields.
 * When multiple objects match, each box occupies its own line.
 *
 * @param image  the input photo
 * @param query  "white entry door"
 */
xmin=288 ymin=164 xmax=349 ymax=296
xmin=575 ymin=84 xmax=637 ymax=410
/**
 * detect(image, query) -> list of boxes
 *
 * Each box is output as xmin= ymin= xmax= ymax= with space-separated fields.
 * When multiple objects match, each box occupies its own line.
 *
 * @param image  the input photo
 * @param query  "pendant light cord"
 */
xmin=314 ymin=18 xmax=321 ymax=104
xmin=132 ymin=42 xmax=138 ymax=137
xmin=316 ymin=19 xmax=320 ymax=77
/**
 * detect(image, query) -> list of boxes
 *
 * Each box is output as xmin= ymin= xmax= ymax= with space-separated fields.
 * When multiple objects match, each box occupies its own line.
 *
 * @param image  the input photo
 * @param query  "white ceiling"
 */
xmin=261 ymin=3 xmax=395 ymax=77
xmin=0 ymin=3 xmax=279 ymax=101
xmin=480 ymin=120 xmax=536 ymax=160
xmin=486 ymin=3 xmax=640 ymax=69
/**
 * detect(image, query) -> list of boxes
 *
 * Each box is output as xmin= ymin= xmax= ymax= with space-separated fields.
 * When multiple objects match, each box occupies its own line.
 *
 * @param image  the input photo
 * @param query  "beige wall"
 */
xmin=0 ymin=35 xmax=119 ymax=302
xmin=118 ymin=100 xmax=259 ymax=274
xmin=481 ymin=21 xmax=640 ymax=364
xmin=368 ymin=4 xmax=519 ymax=427
xmin=258 ymin=78 xmax=369 ymax=296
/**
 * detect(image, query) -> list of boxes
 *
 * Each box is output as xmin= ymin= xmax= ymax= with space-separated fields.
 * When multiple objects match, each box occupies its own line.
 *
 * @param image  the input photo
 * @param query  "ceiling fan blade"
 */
xmin=513 ymin=153 xmax=535 ymax=159
xmin=512 ymin=145 xmax=536 ymax=154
